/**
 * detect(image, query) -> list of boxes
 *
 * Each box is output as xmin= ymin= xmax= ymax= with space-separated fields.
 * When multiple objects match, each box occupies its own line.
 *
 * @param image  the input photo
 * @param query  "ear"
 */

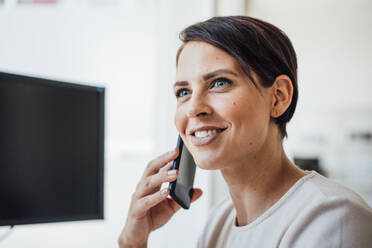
xmin=270 ymin=75 xmax=293 ymax=118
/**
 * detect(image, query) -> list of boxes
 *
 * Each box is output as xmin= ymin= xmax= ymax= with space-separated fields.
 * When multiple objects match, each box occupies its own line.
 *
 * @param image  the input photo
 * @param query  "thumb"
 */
xmin=191 ymin=188 xmax=203 ymax=203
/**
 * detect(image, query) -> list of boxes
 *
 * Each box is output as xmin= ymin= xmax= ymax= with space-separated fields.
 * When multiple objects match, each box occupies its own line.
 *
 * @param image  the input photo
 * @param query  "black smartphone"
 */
xmin=169 ymin=135 xmax=197 ymax=209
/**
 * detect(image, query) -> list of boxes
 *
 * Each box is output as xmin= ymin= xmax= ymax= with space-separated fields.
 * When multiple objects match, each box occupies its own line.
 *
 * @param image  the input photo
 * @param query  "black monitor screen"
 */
xmin=0 ymin=72 xmax=104 ymax=226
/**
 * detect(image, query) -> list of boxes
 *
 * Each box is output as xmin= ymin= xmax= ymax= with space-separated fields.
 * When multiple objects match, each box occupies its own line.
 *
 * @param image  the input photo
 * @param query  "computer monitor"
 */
xmin=0 ymin=72 xmax=105 ymax=226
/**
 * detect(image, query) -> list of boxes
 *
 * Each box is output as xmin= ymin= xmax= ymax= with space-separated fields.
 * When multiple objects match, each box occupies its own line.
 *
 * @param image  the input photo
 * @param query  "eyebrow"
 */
xmin=173 ymin=69 xmax=239 ymax=88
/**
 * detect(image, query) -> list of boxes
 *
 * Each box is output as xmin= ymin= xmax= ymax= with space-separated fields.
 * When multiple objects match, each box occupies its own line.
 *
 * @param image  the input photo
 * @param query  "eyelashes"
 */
xmin=174 ymin=77 xmax=233 ymax=98
xmin=212 ymin=78 xmax=233 ymax=88
xmin=175 ymin=88 xmax=191 ymax=98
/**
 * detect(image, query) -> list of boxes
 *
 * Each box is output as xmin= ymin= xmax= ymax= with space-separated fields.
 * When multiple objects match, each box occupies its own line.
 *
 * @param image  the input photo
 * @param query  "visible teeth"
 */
xmin=195 ymin=129 xmax=217 ymax=138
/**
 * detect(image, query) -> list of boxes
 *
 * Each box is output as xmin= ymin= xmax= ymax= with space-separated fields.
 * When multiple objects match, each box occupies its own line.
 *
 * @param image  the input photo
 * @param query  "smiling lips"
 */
xmin=189 ymin=127 xmax=227 ymax=146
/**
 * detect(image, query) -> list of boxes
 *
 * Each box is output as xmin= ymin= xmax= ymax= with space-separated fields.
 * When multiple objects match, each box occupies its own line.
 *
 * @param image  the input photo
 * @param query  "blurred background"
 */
xmin=0 ymin=0 xmax=371 ymax=247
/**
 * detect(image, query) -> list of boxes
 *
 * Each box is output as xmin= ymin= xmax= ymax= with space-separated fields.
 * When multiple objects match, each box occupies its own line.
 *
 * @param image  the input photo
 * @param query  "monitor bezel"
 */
xmin=0 ymin=71 xmax=105 ymax=226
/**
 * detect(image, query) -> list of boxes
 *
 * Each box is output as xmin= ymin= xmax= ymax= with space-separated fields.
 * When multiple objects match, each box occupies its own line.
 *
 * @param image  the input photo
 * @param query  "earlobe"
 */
xmin=271 ymin=108 xmax=279 ymax=118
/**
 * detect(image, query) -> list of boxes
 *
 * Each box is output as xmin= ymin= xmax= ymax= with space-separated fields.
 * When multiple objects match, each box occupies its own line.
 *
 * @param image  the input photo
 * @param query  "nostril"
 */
xmin=196 ymin=112 xmax=208 ymax=117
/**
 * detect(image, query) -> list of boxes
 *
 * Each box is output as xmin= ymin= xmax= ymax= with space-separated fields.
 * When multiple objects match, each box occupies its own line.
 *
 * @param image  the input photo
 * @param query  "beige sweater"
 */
xmin=197 ymin=171 xmax=372 ymax=248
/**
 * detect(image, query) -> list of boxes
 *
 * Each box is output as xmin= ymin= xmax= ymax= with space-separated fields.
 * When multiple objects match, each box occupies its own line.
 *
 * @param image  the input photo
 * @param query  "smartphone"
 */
xmin=169 ymin=135 xmax=197 ymax=209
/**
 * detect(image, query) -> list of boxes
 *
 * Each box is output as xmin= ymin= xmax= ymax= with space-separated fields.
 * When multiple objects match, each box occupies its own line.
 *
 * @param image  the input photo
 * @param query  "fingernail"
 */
xmin=165 ymin=162 xmax=173 ymax=169
xmin=160 ymin=188 xmax=168 ymax=195
xmin=167 ymin=170 xmax=177 ymax=176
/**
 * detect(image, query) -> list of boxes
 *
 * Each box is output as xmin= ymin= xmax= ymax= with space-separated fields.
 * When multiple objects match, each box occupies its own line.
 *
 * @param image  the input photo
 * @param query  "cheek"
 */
xmin=229 ymin=96 xmax=270 ymax=140
xmin=174 ymin=106 xmax=186 ymax=133
xmin=220 ymin=96 xmax=254 ymax=124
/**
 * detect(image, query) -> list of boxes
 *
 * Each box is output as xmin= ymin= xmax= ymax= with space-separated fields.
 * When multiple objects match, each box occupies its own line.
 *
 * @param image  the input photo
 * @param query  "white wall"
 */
xmin=249 ymin=0 xmax=372 ymax=109
xmin=0 ymin=4 xmax=157 ymax=146
xmin=0 ymin=3 xmax=158 ymax=247
xmin=0 ymin=1 xmax=215 ymax=247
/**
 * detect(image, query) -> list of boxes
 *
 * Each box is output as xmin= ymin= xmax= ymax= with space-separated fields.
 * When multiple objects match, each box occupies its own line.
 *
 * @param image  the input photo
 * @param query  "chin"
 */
xmin=192 ymin=151 xmax=223 ymax=170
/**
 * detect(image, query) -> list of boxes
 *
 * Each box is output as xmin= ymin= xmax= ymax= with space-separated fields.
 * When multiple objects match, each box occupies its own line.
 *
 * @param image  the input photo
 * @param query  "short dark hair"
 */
xmin=176 ymin=16 xmax=298 ymax=138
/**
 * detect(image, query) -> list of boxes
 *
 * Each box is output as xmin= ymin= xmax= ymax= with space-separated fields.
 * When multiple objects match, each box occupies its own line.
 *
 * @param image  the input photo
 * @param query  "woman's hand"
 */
xmin=118 ymin=148 xmax=203 ymax=248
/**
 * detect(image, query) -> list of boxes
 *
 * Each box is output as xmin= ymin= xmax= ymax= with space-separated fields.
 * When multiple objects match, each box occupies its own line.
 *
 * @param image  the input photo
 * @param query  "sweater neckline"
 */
xmin=231 ymin=170 xmax=317 ymax=232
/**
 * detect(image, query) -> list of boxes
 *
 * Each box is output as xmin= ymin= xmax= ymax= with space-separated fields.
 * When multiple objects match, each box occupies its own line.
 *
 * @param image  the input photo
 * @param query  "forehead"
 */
xmin=176 ymin=41 xmax=241 ymax=80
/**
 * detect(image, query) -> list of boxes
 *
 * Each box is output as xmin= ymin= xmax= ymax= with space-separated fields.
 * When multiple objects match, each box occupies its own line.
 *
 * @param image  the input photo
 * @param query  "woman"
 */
xmin=118 ymin=16 xmax=372 ymax=248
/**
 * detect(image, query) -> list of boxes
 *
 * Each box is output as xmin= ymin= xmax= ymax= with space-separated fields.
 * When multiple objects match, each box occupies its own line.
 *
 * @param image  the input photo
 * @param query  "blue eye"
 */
xmin=213 ymin=78 xmax=232 ymax=88
xmin=175 ymin=88 xmax=191 ymax=98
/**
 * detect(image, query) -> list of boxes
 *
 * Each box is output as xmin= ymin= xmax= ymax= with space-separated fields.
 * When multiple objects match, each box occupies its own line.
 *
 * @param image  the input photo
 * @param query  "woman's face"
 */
xmin=174 ymin=41 xmax=274 ymax=170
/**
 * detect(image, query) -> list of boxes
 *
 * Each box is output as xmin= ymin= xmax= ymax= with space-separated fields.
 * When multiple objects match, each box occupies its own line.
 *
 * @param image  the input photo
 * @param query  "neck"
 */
xmin=220 ymin=130 xmax=305 ymax=226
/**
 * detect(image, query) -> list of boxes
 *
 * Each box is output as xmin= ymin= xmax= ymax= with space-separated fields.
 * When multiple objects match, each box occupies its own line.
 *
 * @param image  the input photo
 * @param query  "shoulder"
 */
xmin=307 ymin=172 xmax=370 ymax=205
xmin=281 ymin=172 xmax=372 ymax=248
xmin=197 ymin=197 xmax=234 ymax=248
xmin=286 ymin=171 xmax=370 ymax=211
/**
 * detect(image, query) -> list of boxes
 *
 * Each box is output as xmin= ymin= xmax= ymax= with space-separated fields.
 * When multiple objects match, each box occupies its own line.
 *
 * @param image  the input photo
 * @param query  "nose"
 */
xmin=186 ymin=92 xmax=213 ymax=118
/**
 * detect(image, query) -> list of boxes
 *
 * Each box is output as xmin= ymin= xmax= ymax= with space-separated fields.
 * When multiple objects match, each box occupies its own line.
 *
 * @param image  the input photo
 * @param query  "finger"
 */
xmin=159 ymin=161 xmax=173 ymax=173
xmin=168 ymin=188 xmax=203 ymax=212
xmin=134 ymin=188 xmax=170 ymax=218
xmin=135 ymin=161 xmax=174 ymax=194
xmin=134 ymin=160 xmax=173 ymax=197
xmin=137 ymin=168 xmax=178 ymax=198
xmin=143 ymin=148 xmax=179 ymax=177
